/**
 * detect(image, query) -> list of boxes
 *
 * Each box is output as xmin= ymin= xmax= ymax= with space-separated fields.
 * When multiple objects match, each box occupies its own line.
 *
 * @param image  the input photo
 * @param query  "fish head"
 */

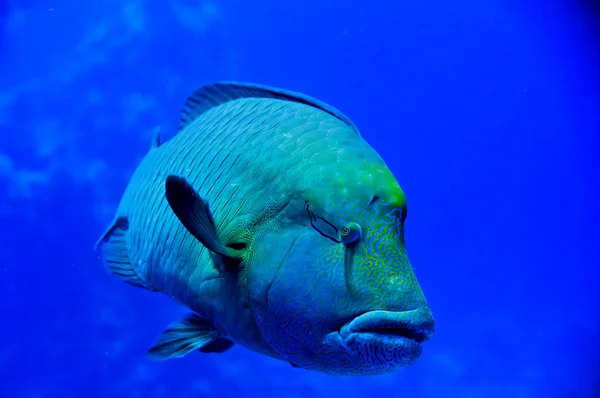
xmin=246 ymin=159 xmax=435 ymax=376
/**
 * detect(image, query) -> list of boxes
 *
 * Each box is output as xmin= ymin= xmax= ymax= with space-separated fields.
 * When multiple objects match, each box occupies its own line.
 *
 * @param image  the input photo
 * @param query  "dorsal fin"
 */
xmin=178 ymin=81 xmax=360 ymax=136
xmin=150 ymin=126 xmax=161 ymax=149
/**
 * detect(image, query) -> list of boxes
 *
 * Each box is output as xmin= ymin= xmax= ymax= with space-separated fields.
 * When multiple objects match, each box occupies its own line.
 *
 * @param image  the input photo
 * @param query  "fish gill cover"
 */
xmin=0 ymin=0 xmax=599 ymax=397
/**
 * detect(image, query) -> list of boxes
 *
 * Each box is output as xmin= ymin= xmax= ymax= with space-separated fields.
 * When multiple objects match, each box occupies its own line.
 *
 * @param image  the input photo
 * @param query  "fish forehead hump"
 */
xmin=164 ymin=87 xmax=383 ymax=226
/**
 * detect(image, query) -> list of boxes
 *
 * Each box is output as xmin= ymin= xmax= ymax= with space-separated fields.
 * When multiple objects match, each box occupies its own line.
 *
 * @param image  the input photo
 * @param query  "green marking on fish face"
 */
xmin=246 ymin=160 xmax=435 ymax=376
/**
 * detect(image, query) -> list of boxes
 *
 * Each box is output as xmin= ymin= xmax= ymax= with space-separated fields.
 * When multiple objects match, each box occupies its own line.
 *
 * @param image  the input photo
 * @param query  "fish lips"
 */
xmin=338 ymin=308 xmax=435 ymax=357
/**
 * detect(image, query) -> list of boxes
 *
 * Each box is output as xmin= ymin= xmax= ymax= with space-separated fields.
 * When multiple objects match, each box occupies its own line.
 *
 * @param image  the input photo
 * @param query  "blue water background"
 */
xmin=1 ymin=0 xmax=598 ymax=397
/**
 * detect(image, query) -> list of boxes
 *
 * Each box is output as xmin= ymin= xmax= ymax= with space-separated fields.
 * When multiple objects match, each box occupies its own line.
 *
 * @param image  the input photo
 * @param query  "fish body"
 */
xmin=96 ymin=82 xmax=435 ymax=376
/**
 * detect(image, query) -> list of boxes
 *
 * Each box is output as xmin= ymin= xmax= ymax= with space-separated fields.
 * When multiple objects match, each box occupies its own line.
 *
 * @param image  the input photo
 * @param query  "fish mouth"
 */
xmin=339 ymin=308 xmax=435 ymax=345
xmin=318 ymin=308 xmax=435 ymax=373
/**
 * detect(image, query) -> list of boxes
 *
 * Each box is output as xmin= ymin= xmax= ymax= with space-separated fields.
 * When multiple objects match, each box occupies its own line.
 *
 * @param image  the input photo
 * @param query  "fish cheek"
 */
xmin=245 ymin=228 xmax=306 ymax=339
xmin=251 ymin=232 xmax=350 ymax=364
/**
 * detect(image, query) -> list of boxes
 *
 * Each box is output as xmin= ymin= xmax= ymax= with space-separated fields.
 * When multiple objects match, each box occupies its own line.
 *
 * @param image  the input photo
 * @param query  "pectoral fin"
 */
xmin=147 ymin=313 xmax=234 ymax=360
xmin=165 ymin=175 xmax=243 ymax=264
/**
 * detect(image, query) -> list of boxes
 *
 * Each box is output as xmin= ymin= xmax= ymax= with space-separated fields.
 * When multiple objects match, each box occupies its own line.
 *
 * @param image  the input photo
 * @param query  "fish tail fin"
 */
xmin=147 ymin=313 xmax=234 ymax=360
xmin=95 ymin=216 xmax=153 ymax=290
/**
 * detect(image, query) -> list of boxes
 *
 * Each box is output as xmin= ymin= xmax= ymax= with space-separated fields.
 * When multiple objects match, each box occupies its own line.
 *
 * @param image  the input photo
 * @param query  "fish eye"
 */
xmin=340 ymin=222 xmax=361 ymax=244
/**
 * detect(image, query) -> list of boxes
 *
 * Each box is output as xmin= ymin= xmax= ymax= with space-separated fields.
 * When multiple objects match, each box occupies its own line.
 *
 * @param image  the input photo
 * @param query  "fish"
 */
xmin=95 ymin=81 xmax=435 ymax=376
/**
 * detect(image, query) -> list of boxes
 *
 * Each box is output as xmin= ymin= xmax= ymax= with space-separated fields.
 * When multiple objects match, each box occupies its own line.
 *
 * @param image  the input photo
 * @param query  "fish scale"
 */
xmin=104 ymin=91 xmax=353 ymax=299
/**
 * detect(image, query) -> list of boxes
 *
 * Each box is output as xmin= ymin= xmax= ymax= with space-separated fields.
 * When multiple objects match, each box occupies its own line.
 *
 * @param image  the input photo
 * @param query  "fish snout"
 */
xmin=340 ymin=307 xmax=435 ymax=344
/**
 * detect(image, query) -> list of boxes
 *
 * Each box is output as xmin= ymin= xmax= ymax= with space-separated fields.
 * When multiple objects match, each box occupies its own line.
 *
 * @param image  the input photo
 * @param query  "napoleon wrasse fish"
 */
xmin=95 ymin=82 xmax=435 ymax=376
